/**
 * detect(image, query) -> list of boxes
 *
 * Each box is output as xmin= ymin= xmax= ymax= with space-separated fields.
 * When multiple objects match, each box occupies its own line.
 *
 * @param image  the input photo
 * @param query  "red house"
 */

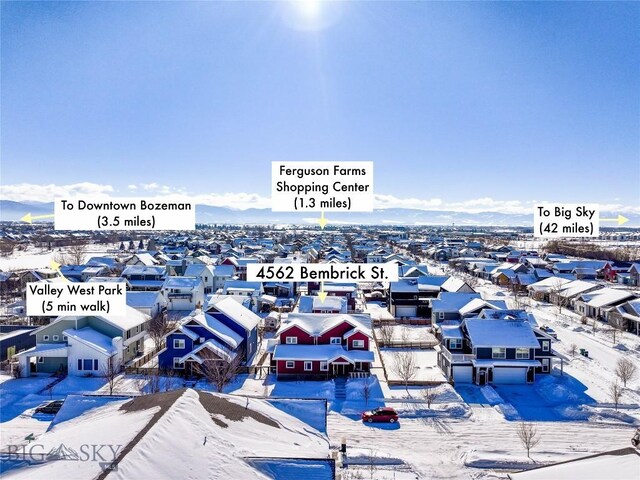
xmin=273 ymin=313 xmax=374 ymax=378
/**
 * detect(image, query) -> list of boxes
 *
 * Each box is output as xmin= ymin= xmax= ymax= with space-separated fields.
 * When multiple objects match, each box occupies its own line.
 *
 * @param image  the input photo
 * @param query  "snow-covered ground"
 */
xmin=374 ymin=324 xmax=436 ymax=343
xmin=379 ymin=348 xmax=447 ymax=383
xmin=2 ymin=251 xmax=640 ymax=478
xmin=0 ymin=244 xmax=120 ymax=271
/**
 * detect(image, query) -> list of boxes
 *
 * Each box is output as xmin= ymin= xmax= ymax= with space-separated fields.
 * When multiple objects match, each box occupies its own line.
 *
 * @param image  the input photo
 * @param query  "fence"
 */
xmin=376 ymin=340 xmax=439 ymax=349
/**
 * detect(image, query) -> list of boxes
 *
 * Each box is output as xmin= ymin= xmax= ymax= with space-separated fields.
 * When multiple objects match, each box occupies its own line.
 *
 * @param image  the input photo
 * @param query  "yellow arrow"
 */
xmin=20 ymin=212 xmax=55 ymax=224
xmin=318 ymin=211 xmax=328 ymax=230
xmin=317 ymin=282 xmax=328 ymax=302
xmin=600 ymin=215 xmax=629 ymax=226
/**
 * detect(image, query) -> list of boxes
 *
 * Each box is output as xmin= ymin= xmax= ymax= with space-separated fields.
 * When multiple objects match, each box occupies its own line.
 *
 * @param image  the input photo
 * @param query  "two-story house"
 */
xmin=14 ymin=306 xmax=150 ymax=377
xmin=162 ymin=276 xmax=205 ymax=311
xmin=272 ymin=313 xmax=374 ymax=378
xmin=121 ymin=265 xmax=166 ymax=291
xmin=436 ymin=310 xmax=554 ymax=385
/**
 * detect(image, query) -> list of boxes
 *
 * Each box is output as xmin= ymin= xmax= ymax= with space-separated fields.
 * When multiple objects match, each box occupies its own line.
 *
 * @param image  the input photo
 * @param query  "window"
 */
xmin=83 ymin=359 xmax=93 ymax=371
xmin=542 ymin=341 xmax=550 ymax=352
xmin=43 ymin=335 xmax=49 ymax=341
xmin=63 ymin=335 xmax=68 ymax=341
xmin=173 ymin=358 xmax=185 ymax=369
xmin=438 ymin=312 xmax=445 ymax=320
xmin=173 ymin=339 xmax=186 ymax=349
xmin=304 ymin=361 xmax=313 ymax=371
xmin=320 ymin=361 xmax=328 ymax=371
xmin=286 ymin=361 xmax=295 ymax=369
xmin=94 ymin=359 xmax=99 ymax=370
xmin=352 ymin=339 xmax=365 ymax=349
xmin=38 ymin=357 xmax=44 ymax=364
xmin=492 ymin=347 xmax=506 ymax=359
xmin=515 ymin=348 xmax=529 ymax=359
xmin=286 ymin=336 xmax=298 ymax=345
xmin=542 ymin=358 xmax=550 ymax=372
xmin=77 ymin=359 xmax=82 ymax=370
xmin=53 ymin=335 xmax=59 ymax=341
xmin=330 ymin=337 xmax=341 ymax=345
xmin=449 ymin=338 xmax=462 ymax=350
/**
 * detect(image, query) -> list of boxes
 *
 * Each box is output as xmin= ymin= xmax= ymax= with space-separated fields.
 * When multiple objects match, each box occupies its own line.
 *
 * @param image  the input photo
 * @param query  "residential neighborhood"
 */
xmin=1 ymin=222 xmax=639 ymax=478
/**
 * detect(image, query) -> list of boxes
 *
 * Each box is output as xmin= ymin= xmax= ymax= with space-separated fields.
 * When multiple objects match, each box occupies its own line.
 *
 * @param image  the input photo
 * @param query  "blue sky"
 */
xmin=2 ymin=1 xmax=639 ymax=213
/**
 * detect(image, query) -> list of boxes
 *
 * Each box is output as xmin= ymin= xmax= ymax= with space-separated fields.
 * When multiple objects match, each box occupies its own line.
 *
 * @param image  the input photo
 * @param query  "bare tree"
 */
xmin=144 ymin=370 xmax=161 ymax=394
xmin=366 ymin=449 xmax=377 ymax=480
xmin=102 ymin=354 xmax=122 ymax=395
xmin=550 ymin=279 xmax=569 ymax=315
xmin=362 ymin=378 xmax=372 ymax=406
xmin=378 ymin=323 xmax=393 ymax=346
xmin=67 ymin=240 xmax=89 ymax=265
xmin=517 ymin=422 xmax=540 ymax=458
xmin=606 ymin=324 xmax=622 ymax=345
xmin=400 ymin=326 xmax=410 ymax=344
xmin=568 ymin=343 xmax=578 ymax=357
xmin=615 ymin=358 xmax=637 ymax=388
xmin=609 ymin=381 xmax=623 ymax=411
xmin=163 ymin=368 xmax=177 ymax=392
xmin=592 ymin=320 xmax=599 ymax=335
xmin=195 ymin=347 xmax=243 ymax=393
xmin=422 ymin=387 xmax=437 ymax=409
xmin=148 ymin=312 xmax=171 ymax=353
xmin=391 ymin=351 xmax=417 ymax=395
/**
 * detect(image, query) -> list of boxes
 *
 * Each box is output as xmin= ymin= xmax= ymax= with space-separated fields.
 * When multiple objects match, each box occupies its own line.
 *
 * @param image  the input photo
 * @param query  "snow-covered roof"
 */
xmin=180 ymin=339 xmax=237 ymax=363
xmin=431 ymin=292 xmax=482 ymax=312
xmin=578 ymin=288 xmax=636 ymax=307
xmin=508 ymin=447 xmax=640 ymax=480
xmin=63 ymin=327 xmax=117 ymax=355
xmin=208 ymin=296 xmax=260 ymax=331
xmin=4 ymin=389 xmax=330 ymax=480
xmin=441 ymin=277 xmax=468 ymax=292
xmin=162 ymin=276 xmax=203 ymax=289
xmin=298 ymin=295 xmax=347 ymax=313
xmin=182 ymin=311 xmax=243 ymax=349
xmin=459 ymin=298 xmax=506 ymax=316
xmin=122 ymin=265 xmax=166 ymax=277
xmin=279 ymin=313 xmax=372 ymax=338
xmin=131 ymin=252 xmax=158 ymax=266
xmin=464 ymin=318 xmax=540 ymax=348
xmin=126 ymin=291 xmax=161 ymax=308
xmin=439 ymin=321 xmax=463 ymax=339
xmin=527 ymin=276 xmax=571 ymax=292
xmin=273 ymin=344 xmax=374 ymax=363
xmin=184 ymin=264 xmax=213 ymax=277
xmin=556 ymin=280 xmax=601 ymax=298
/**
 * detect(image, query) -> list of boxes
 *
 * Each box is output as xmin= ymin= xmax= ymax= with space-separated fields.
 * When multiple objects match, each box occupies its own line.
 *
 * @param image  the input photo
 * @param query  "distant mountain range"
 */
xmin=1 ymin=200 xmax=638 ymax=227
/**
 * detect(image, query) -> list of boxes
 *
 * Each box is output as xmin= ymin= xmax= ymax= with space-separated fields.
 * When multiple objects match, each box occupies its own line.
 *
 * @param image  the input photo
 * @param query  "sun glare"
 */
xmin=295 ymin=0 xmax=321 ymax=20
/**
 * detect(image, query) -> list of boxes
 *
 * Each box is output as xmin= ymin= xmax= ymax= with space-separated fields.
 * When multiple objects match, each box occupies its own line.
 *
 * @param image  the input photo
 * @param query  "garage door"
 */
xmin=452 ymin=366 xmax=472 ymax=384
xmin=395 ymin=306 xmax=417 ymax=317
xmin=492 ymin=367 xmax=526 ymax=384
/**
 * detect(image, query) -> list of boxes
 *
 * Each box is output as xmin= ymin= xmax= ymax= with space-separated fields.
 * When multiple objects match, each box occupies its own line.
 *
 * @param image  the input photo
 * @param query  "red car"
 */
xmin=361 ymin=407 xmax=398 ymax=423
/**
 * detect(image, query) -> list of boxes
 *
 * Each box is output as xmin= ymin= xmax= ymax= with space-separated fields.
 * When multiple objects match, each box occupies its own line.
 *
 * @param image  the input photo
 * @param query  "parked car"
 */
xmin=34 ymin=400 xmax=64 ymax=415
xmin=361 ymin=407 xmax=398 ymax=423
xmin=540 ymin=325 xmax=558 ymax=339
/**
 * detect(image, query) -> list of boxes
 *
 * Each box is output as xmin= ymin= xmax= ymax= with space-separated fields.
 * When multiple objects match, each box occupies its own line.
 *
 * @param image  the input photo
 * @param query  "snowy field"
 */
xmin=0 ymin=244 xmax=120 ymax=271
